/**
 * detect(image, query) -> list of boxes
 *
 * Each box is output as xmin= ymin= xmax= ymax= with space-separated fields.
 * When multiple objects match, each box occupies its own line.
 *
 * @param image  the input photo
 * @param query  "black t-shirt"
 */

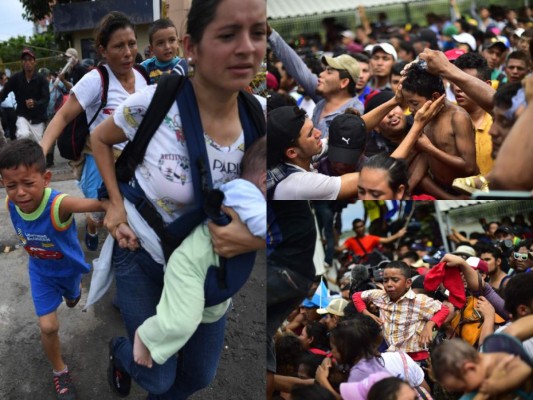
xmin=267 ymin=201 xmax=316 ymax=280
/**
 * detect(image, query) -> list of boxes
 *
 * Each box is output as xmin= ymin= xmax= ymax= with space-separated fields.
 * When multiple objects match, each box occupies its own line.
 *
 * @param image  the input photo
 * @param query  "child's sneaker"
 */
xmin=107 ymin=338 xmax=131 ymax=397
xmin=53 ymin=370 xmax=77 ymax=400
xmin=85 ymin=224 xmax=99 ymax=251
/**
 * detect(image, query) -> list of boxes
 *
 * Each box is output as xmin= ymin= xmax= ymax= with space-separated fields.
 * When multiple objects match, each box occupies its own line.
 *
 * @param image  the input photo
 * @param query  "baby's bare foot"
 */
xmin=133 ymin=329 xmax=153 ymax=368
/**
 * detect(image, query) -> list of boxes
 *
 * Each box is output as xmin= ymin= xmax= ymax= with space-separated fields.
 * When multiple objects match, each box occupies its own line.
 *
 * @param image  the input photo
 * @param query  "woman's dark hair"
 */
xmin=275 ymin=333 xmax=305 ymax=376
xmin=94 ymin=11 xmax=135 ymax=49
xmin=297 ymin=352 xmax=324 ymax=379
xmin=362 ymin=153 xmax=409 ymax=197
xmin=329 ymin=314 xmax=382 ymax=366
xmin=504 ymin=272 xmax=533 ymax=318
xmin=305 ymin=321 xmax=330 ymax=351
xmin=367 ymin=377 xmax=411 ymax=400
xmin=402 ymin=63 xmax=445 ymax=98
xmin=291 ymin=384 xmax=336 ymax=400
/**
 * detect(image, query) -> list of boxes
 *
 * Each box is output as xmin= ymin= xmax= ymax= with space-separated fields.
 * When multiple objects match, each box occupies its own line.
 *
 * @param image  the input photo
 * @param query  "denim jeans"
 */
xmin=112 ymin=243 xmax=227 ymax=399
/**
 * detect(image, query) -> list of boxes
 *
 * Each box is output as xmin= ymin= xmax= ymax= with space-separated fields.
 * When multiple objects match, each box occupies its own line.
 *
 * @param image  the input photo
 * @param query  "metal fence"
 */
xmin=270 ymin=0 xmax=528 ymax=40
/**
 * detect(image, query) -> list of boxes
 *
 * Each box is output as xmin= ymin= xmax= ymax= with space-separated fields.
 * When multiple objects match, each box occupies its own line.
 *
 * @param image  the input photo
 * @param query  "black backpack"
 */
xmin=56 ymin=65 xmax=149 ymax=161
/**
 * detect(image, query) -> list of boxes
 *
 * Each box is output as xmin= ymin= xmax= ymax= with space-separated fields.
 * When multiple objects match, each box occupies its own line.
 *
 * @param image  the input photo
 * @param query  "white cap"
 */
xmin=341 ymin=30 xmax=355 ymax=40
xmin=371 ymin=43 xmax=398 ymax=61
xmin=316 ymin=297 xmax=349 ymax=317
xmin=514 ymin=28 xmax=525 ymax=37
xmin=452 ymin=32 xmax=477 ymax=51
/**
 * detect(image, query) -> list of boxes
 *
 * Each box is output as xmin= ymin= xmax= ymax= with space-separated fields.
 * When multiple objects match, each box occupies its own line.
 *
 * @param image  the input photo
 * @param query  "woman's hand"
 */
xmin=208 ymin=206 xmax=265 ymax=258
xmin=315 ymin=357 xmax=332 ymax=385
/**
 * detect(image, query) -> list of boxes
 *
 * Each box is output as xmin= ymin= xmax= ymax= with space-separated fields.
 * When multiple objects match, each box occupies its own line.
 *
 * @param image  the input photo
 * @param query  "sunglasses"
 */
xmin=513 ymin=252 xmax=529 ymax=261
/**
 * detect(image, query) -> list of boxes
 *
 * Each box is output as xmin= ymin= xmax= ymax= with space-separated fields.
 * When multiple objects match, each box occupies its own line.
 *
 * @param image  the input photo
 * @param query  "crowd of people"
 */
xmin=266 ymin=2 xmax=533 ymax=199
xmin=267 ymin=200 xmax=533 ymax=400
xmin=0 ymin=0 xmax=266 ymax=399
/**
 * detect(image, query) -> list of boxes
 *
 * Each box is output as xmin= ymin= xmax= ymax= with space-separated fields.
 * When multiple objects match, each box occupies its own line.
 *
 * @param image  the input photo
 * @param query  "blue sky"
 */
xmin=0 ymin=0 xmax=35 ymax=41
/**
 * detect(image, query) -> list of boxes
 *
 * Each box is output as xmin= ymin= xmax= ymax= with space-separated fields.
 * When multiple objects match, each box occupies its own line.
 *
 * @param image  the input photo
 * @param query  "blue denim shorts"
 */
xmin=29 ymin=270 xmax=82 ymax=317
xmin=78 ymin=153 xmax=104 ymax=222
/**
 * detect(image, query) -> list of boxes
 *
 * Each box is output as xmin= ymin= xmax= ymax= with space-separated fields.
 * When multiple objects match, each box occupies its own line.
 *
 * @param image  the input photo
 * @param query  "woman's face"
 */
xmin=185 ymin=0 xmax=267 ymax=93
xmin=100 ymin=27 xmax=137 ymax=77
xmin=358 ymin=167 xmax=405 ymax=200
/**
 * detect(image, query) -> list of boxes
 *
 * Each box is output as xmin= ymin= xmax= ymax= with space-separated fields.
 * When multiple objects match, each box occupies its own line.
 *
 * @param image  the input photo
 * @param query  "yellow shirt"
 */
xmin=475 ymin=112 xmax=494 ymax=176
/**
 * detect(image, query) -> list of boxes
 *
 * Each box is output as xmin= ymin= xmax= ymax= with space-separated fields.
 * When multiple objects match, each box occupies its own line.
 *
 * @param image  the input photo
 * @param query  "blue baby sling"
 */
xmin=102 ymin=73 xmax=265 ymax=307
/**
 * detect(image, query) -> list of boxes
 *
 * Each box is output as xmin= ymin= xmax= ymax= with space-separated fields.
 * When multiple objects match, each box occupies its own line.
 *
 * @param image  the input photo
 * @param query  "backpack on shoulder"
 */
xmin=56 ymin=64 xmax=150 ymax=161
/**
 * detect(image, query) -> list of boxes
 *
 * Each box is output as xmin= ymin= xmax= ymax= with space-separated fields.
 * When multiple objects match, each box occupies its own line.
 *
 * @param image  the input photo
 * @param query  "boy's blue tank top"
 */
xmin=7 ymin=187 xmax=90 ymax=277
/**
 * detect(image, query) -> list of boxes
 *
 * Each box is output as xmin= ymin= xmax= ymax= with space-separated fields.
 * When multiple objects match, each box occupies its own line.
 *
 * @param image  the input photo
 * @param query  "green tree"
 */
xmin=20 ymin=0 xmax=90 ymax=21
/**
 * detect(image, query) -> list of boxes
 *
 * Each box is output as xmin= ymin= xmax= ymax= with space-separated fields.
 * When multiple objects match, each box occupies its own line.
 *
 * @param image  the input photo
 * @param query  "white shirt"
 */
xmin=272 ymin=163 xmax=341 ymax=200
xmin=381 ymin=351 xmax=425 ymax=387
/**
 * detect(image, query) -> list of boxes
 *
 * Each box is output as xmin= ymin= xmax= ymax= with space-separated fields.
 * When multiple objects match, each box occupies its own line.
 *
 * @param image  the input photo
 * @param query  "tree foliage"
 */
xmin=20 ymin=0 xmax=89 ymax=21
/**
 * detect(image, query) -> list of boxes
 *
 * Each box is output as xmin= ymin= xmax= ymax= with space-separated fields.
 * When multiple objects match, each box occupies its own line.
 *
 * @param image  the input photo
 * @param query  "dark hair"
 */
xmin=475 ymin=243 xmax=502 ymax=260
xmin=391 ymin=61 xmax=407 ymax=77
xmin=402 ymin=63 xmax=445 ymax=98
xmin=304 ymin=321 xmax=330 ymax=351
xmin=148 ymin=18 xmax=177 ymax=44
xmin=329 ymin=315 xmax=382 ymax=366
xmin=399 ymin=41 xmax=416 ymax=59
xmin=383 ymin=260 xmax=411 ymax=278
xmin=368 ymin=377 xmax=410 ymax=400
xmin=400 ymin=251 xmax=421 ymax=262
xmin=241 ymin=135 xmax=266 ymax=180
xmin=504 ymin=273 xmax=533 ymax=318
xmin=493 ymin=82 xmax=522 ymax=111
xmin=291 ymin=384 xmax=336 ymax=400
xmin=454 ymin=52 xmax=491 ymax=81
xmin=352 ymin=218 xmax=364 ymax=227
xmin=94 ymin=11 xmax=135 ymax=49
xmin=507 ymin=50 xmax=531 ymax=66
xmin=297 ymin=352 xmax=324 ymax=379
xmin=362 ymin=153 xmax=409 ymax=197
xmin=275 ymin=333 xmax=305 ymax=376
xmin=338 ymin=69 xmax=357 ymax=96
xmin=431 ymin=338 xmax=480 ymax=382
xmin=0 ymin=138 xmax=46 ymax=174
xmin=266 ymin=91 xmax=297 ymax=113
xmin=514 ymin=238 xmax=533 ymax=252
xmin=353 ymin=52 xmax=370 ymax=64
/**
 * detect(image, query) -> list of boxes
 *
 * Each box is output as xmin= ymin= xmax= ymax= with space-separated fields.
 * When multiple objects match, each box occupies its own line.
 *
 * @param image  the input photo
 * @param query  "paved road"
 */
xmin=0 ymin=152 xmax=265 ymax=399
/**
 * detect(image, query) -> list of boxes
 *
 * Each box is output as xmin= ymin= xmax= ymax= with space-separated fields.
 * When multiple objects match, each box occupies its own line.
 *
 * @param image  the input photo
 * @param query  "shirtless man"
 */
xmin=401 ymin=64 xmax=478 ymax=198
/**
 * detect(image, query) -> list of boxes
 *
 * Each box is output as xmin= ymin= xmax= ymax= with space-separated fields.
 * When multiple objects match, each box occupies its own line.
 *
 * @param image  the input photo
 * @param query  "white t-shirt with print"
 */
xmin=113 ymin=83 xmax=246 ymax=224
xmin=71 ymin=64 xmax=148 ymax=150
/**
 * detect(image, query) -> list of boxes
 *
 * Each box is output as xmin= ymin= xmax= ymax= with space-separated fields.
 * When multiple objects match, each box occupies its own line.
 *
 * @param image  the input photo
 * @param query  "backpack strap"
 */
xmin=133 ymin=64 xmax=151 ymax=85
xmin=86 ymin=65 xmax=109 ymax=128
xmin=115 ymin=73 xmax=185 ymax=183
xmin=237 ymin=90 xmax=265 ymax=144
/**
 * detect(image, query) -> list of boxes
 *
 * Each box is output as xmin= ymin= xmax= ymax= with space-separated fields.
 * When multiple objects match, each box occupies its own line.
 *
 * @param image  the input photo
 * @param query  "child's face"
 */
xmin=402 ymin=89 xmax=430 ymax=115
xmin=1 ymin=165 xmax=51 ymax=213
xmin=396 ymin=382 xmax=418 ymax=400
xmin=150 ymin=27 xmax=179 ymax=63
xmin=383 ymin=268 xmax=411 ymax=301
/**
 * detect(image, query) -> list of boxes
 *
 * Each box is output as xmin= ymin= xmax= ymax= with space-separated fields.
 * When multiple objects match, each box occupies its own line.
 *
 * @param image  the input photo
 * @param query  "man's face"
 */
xmin=451 ymin=68 xmax=480 ymax=112
xmin=356 ymin=61 xmax=372 ymax=91
xmin=402 ymin=89 xmax=430 ymax=115
xmin=291 ymin=118 xmax=323 ymax=160
xmin=317 ymin=66 xmax=344 ymax=96
xmin=489 ymin=105 xmax=514 ymax=158
xmin=511 ymin=246 xmax=533 ymax=272
xmin=353 ymin=222 xmax=366 ymax=236
xmin=390 ymin=73 xmax=402 ymax=94
xmin=483 ymin=47 xmax=505 ymax=70
xmin=505 ymin=58 xmax=529 ymax=83
xmin=370 ymin=50 xmax=394 ymax=78
xmin=377 ymin=105 xmax=407 ymax=141
xmin=21 ymin=56 xmax=36 ymax=74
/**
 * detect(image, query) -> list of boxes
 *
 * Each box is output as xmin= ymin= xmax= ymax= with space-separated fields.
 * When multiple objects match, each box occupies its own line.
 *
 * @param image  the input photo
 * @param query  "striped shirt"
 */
xmin=356 ymin=289 xmax=446 ymax=353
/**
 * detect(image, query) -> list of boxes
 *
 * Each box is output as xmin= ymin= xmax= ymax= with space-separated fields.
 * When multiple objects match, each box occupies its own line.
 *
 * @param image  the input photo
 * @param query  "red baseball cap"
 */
xmin=466 ymin=257 xmax=489 ymax=274
xmin=444 ymin=49 xmax=465 ymax=62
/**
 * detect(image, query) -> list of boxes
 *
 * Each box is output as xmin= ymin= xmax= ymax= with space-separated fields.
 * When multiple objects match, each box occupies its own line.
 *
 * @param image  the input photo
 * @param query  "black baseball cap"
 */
xmin=328 ymin=114 xmax=366 ymax=164
xmin=267 ymin=106 xmax=306 ymax=167
xmin=495 ymin=225 xmax=513 ymax=235
xmin=364 ymin=90 xmax=395 ymax=114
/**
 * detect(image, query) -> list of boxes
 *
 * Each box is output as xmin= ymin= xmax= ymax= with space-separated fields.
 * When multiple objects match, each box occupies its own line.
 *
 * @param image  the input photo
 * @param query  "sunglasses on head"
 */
xmin=513 ymin=252 xmax=529 ymax=261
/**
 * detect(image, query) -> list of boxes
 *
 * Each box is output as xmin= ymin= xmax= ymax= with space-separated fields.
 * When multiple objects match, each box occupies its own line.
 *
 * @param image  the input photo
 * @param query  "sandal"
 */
xmin=452 ymin=175 xmax=489 ymax=194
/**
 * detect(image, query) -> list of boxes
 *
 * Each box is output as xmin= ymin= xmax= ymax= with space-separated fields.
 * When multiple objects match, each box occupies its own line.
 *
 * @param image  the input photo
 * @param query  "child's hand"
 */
xmin=479 ymin=354 xmax=516 ymax=396
xmin=419 ymin=324 xmax=433 ymax=347
xmin=364 ymin=310 xmax=384 ymax=326
xmin=100 ymin=199 xmax=110 ymax=212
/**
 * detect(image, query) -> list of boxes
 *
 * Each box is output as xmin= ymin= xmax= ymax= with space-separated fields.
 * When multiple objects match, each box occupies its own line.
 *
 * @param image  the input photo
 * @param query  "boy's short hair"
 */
xmin=402 ymin=63 xmax=445 ymax=98
xmin=431 ymin=338 xmax=479 ymax=382
xmin=507 ymin=50 xmax=530 ymax=65
xmin=504 ymin=273 xmax=533 ymax=318
xmin=454 ymin=52 xmax=492 ymax=81
xmin=493 ymin=81 xmax=522 ymax=111
xmin=383 ymin=260 xmax=411 ymax=278
xmin=0 ymin=138 xmax=45 ymax=175
xmin=241 ymin=135 xmax=266 ymax=178
xmin=390 ymin=61 xmax=407 ymax=77
xmin=148 ymin=18 xmax=177 ymax=44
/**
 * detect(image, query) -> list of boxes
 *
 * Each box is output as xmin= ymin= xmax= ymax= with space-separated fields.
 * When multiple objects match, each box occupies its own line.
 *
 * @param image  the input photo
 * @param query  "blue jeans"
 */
xmin=112 ymin=243 xmax=227 ymax=399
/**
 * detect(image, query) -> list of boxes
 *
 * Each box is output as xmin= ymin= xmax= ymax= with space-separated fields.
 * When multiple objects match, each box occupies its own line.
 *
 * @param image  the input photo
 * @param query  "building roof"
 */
xmin=267 ymin=0 xmax=421 ymax=20
xmin=435 ymin=200 xmax=495 ymax=212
